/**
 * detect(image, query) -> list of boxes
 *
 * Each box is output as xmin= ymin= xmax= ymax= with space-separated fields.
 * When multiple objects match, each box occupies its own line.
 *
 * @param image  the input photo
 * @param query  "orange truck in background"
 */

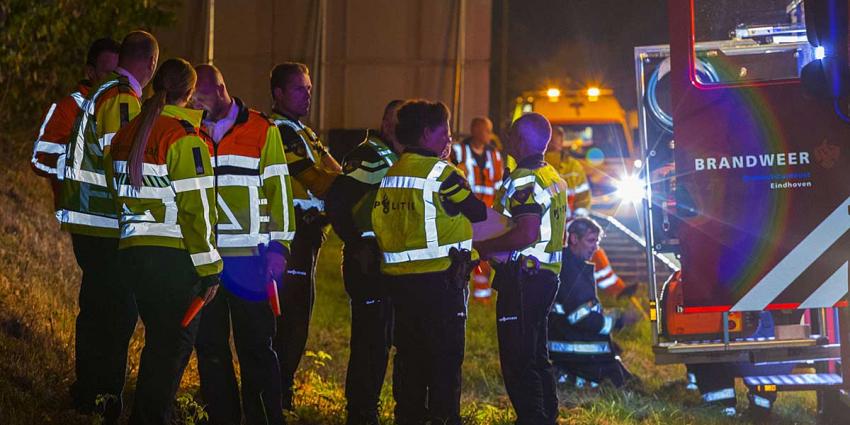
xmin=513 ymin=87 xmax=642 ymax=217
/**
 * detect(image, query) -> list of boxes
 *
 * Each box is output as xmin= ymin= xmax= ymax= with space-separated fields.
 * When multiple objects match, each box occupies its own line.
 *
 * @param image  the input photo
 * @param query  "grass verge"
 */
xmin=0 ymin=131 xmax=818 ymax=424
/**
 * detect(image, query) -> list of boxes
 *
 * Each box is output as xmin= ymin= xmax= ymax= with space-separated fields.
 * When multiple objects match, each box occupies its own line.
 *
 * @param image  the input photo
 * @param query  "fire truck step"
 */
xmin=743 ymin=373 xmax=843 ymax=392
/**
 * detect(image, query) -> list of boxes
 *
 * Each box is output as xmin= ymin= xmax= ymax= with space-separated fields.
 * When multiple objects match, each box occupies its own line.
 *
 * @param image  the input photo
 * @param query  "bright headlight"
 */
xmin=614 ymin=175 xmax=644 ymax=204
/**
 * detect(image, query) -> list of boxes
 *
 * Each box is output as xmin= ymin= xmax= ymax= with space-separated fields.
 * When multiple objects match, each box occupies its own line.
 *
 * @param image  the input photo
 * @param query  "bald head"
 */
xmin=118 ymin=30 xmax=159 ymax=87
xmin=510 ymin=112 xmax=552 ymax=159
xmin=195 ymin=64 xmax=224 ymax=88
xmin=470 ymin=116 xmax=493 ymax=147
xmin=192 ymin=64 xmax=232 ymax=120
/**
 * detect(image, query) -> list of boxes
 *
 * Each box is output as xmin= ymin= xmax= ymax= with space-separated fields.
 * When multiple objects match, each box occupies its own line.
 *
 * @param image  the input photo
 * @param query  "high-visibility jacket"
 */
xmin=504 ymin=153 xmax=517 ymax=175
xmin=203 ymin=99 xmax=296 ymax=256
xmin=548 ymin=248 xmax=619 ymax=361
xmin=326 ymin=133 xmax=398 ymax=243
xmin=495 ymin=154 xmax=569 ymax=275
xmin=372 ymin=150 xmax=478 ymax=275
xmin=31 ymin=81 xmax=90 ymax=209
xmin=105 ymin=104 xmax=222 ymax=277
xmin=591 ymin=248 xmax=626 ymax=293
xmin=545 ymin=151 xmax=590 ymax=217
xmin=58 ymin=71 xmax=141 ymax=237
xmin=270 ymin=113 xmax=339 ymax=212
xmin=451 ymin=141 xmax=504 ymax=207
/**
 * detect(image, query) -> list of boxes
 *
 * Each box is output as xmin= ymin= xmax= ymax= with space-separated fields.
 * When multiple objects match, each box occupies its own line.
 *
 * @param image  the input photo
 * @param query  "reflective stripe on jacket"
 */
xmin=31 ymin=82 xmax=90 ymax=208
xmin=271 ymin=113 xmax=339 ymax=212
xmin=451 ymin=141 xmax=504 ymax=207
xmin=495 ymin=155 xmax=569 ymax=275
xmin=205 ymin=100 xmax=296 ymax=256
xmin=105 ymin=105 xmax=222 ymax=277
xmin=372 ymin=152 xmax=476 ymax=275
xmin=58 ymin=72 xmax=140 ymax=237
xmin=343 ymin=134 xmax=398 ymax=236
xmin=591 ymin=248 xmax=626 ymax=293
xmin=548 ymin=247 xmax=618 ymax=361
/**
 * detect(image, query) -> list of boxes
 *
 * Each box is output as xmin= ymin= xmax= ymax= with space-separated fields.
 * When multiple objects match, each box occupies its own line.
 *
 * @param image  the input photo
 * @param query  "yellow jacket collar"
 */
xmin=162 ymin=105 xmax=204 ymax=127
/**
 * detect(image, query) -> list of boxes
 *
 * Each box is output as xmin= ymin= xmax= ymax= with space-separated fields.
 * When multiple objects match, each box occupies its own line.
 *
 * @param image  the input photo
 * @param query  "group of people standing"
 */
xmin=31 ymin=30 xmax=636 ymax=425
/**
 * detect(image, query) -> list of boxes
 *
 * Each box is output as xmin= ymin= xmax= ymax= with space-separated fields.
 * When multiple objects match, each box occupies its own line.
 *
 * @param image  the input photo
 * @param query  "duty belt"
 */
xmin=509 ymin=254 xmax=540 ymax=275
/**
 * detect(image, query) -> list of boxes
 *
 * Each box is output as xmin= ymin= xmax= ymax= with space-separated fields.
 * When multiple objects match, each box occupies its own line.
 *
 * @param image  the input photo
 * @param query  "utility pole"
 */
xmin=490 ymin=0 xmax=509 ymax=132
xmin=204 ymin=0 xmax=215 ymax=64
xmin=311 ymin=0 xmax=328 ymax=132
xmin=452 ymin=0 xmax=467 ymax=135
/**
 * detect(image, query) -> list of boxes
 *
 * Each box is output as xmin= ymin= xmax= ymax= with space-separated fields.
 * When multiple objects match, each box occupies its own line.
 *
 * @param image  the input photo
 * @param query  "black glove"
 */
xmin=350 ymin=238 xmax=378 ymax=276
xmin=616 ymin=283 xmax=639 ymax=300
xmin=610 ymin=309 xmax=639 ymax=331
xmin=200 ymin=274 xmax=221 ymax=289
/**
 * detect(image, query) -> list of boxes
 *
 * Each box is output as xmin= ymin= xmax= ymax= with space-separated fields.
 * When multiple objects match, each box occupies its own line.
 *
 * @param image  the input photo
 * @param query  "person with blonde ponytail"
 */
xmin=105 ymin=57 xmax=222 ymax=425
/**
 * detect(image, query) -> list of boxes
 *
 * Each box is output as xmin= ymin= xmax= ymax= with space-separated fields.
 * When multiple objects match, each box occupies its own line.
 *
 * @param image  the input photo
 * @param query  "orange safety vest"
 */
xmin=203 ymin=100 xmax=296 ymax=256
xmin=592 ymin=248 xmax=627 ymax=297
xmin=451 ymin=141 xmax=504 ymax=208
xmin=31 ymin=82 xmax=90 ymax=208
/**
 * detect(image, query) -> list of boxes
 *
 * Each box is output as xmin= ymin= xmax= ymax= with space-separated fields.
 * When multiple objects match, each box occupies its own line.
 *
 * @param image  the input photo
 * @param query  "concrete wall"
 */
xmin=156 ymin=0 xmax=491 ymax=137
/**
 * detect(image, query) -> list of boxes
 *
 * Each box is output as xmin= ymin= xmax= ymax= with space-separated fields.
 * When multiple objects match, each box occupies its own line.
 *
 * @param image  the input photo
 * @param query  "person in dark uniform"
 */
xmin=269 ymin=62 xmax=341 ymax=409
xmin=325 ymin=99 xmax=404 ymax=425
xmin=476 ymin=112 xmax=568 ymax=425
xmin=548 ymin=217 xmax=636 ymax=388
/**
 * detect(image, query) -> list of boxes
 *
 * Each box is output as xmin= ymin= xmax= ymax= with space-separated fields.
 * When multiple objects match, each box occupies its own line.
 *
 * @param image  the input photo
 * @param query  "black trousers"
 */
xmin=687 ymin=363 xmax=780 ymax=411
xmin=494 ymin=265 xmax=559 ymax=425
xmin=389 ymin=270 xmax=467 ymax=425
xmin=553 ymin=357 xmax=632 ymax=388
xmin=70 ymin=234 xmax=137 ymax=421
xmin=273 ymin=209 xmax=327 ymax=409
xmin=120 ymin=246 xmax=203 ymax=425
xmin=195 ymin=255 xmax=283 ymax=425
xmin=341 ymin=240 xmax=392 ymax=424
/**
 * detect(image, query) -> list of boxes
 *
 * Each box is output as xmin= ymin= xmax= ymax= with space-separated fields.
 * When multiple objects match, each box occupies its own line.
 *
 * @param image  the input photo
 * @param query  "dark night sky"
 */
xmin=506 ymin=0 xmax=793 ymax=109
xmin=506 ymin=0 xmax=670 ymax=109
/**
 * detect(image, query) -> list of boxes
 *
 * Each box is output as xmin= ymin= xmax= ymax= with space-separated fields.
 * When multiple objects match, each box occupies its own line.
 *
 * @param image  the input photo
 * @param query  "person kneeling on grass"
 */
xmin=547 ymin=217 xmax=637 ymax=389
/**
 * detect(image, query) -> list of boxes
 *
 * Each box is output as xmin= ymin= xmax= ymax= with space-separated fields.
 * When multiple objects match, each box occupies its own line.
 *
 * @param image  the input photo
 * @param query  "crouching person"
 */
xmin=548 ymin=217 xmax=635 ymax=388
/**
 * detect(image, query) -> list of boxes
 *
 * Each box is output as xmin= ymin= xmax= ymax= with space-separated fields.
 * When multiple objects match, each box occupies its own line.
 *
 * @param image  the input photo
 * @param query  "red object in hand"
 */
xmin=181 ymin=296 xmax=206 ymax=328
xmin=267 ymin=278 xmax=281 ymax=317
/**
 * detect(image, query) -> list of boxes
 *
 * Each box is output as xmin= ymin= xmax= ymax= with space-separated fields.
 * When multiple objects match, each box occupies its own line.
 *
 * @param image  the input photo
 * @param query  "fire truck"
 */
xmin=512 ymin=87 xmax=642 ymax=217
xmin=635 ymin=0 xmax=849 ymax=419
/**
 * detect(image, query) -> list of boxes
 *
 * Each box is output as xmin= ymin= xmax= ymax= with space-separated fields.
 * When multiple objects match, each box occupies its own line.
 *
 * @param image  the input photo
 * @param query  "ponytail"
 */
xmin=127 ymin=58 xmax=197 ymax=189
xmin=128 ymin=91 xmax=167 ymax=188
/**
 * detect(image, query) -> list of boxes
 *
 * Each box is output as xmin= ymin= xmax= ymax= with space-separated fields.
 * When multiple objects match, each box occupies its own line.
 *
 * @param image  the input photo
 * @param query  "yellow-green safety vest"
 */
xmin=495 ymin=162 xmax=569 ymax=274
xmin=372 ymin=152 xmax=475 ymax=275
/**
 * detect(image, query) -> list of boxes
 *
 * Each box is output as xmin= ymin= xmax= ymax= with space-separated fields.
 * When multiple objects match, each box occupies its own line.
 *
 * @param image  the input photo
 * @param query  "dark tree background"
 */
xmin=0 ymin=0 xmax=177 ymax=133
